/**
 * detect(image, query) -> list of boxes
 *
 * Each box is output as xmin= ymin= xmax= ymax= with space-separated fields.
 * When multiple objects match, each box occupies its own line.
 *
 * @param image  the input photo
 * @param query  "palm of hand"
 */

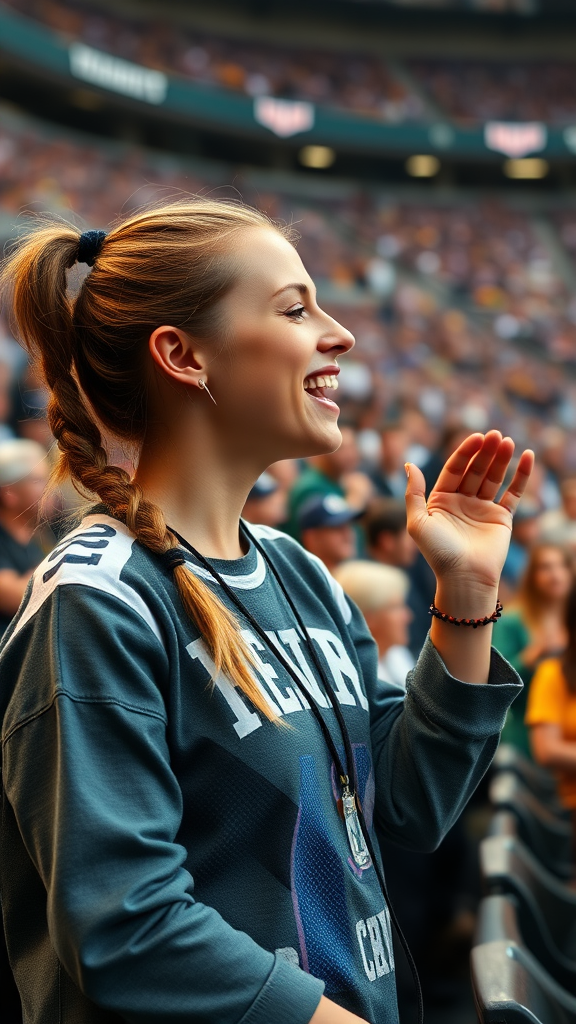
xmin=415 ymin=491 xmax=512 ymax=588
xmin=406 ymin=431 xmax=534 ymax=589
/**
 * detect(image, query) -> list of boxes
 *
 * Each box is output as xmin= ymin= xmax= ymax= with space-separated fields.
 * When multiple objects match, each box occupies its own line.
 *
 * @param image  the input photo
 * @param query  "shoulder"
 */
xmin=2 ymin=513 xmax=165 ymax=650
xmin=526 ymin=657 xmax=568 ymax=724
xmin=247 ymin=524 xmax=352 ymax=626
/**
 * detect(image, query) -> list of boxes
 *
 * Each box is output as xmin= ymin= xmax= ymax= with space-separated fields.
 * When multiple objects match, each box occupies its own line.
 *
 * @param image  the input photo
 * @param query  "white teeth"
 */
xmin=304 ymin=374 xmax=338 ymax=391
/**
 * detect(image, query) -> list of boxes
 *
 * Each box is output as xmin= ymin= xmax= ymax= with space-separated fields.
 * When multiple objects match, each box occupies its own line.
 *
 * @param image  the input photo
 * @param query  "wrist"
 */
xmin=434 ymin=582 xmax=500 ymax=622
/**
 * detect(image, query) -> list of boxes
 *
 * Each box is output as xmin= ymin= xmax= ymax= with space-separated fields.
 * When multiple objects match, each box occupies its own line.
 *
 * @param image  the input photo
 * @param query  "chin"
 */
xmin=306 ymin=420 xmax=342 ymax=455
xmin=271 ymin=418 xmax=342 ymax=461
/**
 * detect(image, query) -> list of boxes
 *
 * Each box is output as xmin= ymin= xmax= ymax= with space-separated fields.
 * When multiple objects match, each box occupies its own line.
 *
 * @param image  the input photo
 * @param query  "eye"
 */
xmin=285 ymin=305 xmax=306 ymax=321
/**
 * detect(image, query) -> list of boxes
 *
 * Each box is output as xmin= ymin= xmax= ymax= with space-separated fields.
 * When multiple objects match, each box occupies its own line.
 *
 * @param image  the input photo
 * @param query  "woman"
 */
xmin=0 ymin=201 xmax=530 ymax=1024
xmin=493 ymin=543 xmax=573 ymax=758
xmin=333 ymin=560 xmax=414 ymax=689
xmin=527 ymin=581 xmax=576 ymax=815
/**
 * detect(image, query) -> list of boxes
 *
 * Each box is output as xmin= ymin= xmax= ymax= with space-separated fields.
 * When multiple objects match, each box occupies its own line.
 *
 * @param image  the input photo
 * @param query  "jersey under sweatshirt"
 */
xmin=0 ymin=513 xmax=522 ymax=1024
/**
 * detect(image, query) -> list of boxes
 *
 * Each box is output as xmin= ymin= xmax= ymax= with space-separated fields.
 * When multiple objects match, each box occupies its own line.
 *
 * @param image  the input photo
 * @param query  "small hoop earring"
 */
xmin=198 ymin=378 xmax=217 ymax=405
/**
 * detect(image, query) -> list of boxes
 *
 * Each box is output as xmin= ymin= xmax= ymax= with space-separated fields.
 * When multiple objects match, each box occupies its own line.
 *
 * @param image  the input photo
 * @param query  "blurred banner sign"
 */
xmin=254 ymin=97 xmax=314 ymax=137
xmin=484 ymin=121 xmax=547 ymax=158
xmin=69 ymin=43 xmax=168 ymax=105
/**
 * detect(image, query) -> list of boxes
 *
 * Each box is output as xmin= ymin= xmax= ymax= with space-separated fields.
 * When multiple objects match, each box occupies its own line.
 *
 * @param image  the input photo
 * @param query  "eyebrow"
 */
xmin=271 ymin=283 xmax=309 ymax=299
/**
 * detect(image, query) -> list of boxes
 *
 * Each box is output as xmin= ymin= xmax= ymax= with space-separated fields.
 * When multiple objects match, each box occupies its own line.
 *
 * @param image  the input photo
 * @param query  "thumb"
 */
xmin=404 ymin=462 xmax=428 ymax=534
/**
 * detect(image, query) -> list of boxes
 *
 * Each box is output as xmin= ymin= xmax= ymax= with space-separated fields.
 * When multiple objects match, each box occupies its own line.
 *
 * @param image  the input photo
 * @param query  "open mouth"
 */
xmin=303 ymin=373 xmax=339 ymax=405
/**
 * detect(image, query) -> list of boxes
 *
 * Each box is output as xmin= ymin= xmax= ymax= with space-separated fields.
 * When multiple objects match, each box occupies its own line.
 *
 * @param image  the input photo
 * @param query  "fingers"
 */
xmin=432 ymin=433 xmax=485 ymax=494
xmin=404 ymin=461 xmax=428 ymax=532
xmin=476 ymin=436 xmax=515 ymax=501
xmin=498 ymin=449 xmax=535 ymax=516
xmin=458 ymin=431 xmax=509 ymax=498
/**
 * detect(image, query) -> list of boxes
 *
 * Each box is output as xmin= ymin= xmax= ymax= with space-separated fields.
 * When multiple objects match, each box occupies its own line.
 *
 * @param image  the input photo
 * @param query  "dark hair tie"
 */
xmin=163 ymin=548 xmax=186 ymax=572
xmin=77 ymin=229 xmax=107 ymax=267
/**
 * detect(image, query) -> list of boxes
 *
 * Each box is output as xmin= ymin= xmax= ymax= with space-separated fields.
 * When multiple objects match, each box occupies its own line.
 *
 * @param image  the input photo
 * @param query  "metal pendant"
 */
xmin=342 ymin=788 xmax=372 ymax=869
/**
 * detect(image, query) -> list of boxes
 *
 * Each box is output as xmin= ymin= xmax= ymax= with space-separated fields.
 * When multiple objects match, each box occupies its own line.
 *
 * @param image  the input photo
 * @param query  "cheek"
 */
xmin=223 ymin=334 xmax=304 ymax=412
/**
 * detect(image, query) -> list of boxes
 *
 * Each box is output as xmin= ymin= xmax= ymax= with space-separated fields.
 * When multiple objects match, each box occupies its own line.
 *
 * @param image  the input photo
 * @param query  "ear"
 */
xmin=148 ymin=325 xmax=209 ymax=388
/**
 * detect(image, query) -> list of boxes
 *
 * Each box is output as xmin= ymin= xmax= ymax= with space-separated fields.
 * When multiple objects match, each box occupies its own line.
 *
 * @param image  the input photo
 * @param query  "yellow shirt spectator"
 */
xmin=526 ymin=657 xmax=576 ymax=809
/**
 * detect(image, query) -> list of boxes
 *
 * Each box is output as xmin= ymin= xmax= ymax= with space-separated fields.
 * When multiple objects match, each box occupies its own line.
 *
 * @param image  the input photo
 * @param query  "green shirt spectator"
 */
xmin=493 ymin=542 xmax=573 ymax=758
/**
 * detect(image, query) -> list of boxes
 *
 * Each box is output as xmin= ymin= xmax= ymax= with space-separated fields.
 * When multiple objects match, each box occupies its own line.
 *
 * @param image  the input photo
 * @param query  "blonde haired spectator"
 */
xmin=333 ymin=559 xmax=414 ymax=689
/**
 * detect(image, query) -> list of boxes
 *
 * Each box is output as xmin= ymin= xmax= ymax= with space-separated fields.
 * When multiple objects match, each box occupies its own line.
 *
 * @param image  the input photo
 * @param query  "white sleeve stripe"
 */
xmin=3 ymin=515 xmax=164 ymax=649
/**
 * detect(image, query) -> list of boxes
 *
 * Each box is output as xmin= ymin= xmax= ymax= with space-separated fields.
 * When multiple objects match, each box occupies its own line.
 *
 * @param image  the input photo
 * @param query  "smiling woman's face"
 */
xmin=209 ymin=226 xmax=355 ymax=463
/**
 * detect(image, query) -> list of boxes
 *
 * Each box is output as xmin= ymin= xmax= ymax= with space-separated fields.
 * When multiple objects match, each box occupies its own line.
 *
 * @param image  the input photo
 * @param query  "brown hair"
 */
xmin=0 ymin=198 xmax=293 ymax=720
xmin=515 ymin=541 xmax=573 ymax=630
xmin=363 ymin=497 xmax=407 ymax=548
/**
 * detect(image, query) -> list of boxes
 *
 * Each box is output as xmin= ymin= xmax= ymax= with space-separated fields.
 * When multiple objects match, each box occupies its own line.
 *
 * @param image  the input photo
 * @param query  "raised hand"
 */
xmin=405 ymin=431 xmax=534 ymax=592
xmin=404 ymin=432 xmax=534 ymax=684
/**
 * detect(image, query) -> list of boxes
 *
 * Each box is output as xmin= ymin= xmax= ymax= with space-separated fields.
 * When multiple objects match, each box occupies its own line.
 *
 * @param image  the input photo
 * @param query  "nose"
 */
xmin=317 ymin=314 xmax=355 ymax=357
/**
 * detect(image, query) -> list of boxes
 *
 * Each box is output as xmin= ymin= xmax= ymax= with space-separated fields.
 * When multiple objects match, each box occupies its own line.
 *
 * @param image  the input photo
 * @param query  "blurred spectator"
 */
xmin=527 ymin=580 xmax=576 ymax=816
xmin=500 ymin=500 xmax=541 ymax=600
xmin=363 ymin=496 xmax=435 ymax=655
xmin=0 ymin=440 xmax=50 ymax=636
xmin=369 ymin=421 xmax=409 ymax=499
xmin=409 ymin=57 xmax=576 ymax=127
xmin=493 ymin=543 xmax=573 ymax=758
xmin=297 ymin=494 xmax=360 ymax=574
xmin=539 ymin=477 xmax=576 ymax=549
xmin=0 ymin=364 xmax=16 ymax=444
xmin=242 ymin=472 xmax=286 ymax=528
xmin=266 ymin=459 xmax=300 ymax=492
xmin=286 ymin=425 xmax=367 ymax=538
xmin=333 ymin=559 xmax=414 ymax=688
xmin=423 ymin=424 xmax=472 ymax=496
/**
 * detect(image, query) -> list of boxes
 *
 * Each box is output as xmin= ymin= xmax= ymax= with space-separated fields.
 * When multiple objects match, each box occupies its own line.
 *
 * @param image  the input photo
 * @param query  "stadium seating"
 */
xmin=492 ymin=745 xmax=566 ymax=814
xmin=479 ymin=833 xmax=576 ymax=991
xmin=472 ymin=915 xmax=576 ymax=1024
xmin=488 ymin=772 xmax=573 ymax=881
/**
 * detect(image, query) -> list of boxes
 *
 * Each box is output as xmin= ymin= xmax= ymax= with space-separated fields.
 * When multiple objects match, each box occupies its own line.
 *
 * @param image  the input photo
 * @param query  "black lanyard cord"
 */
xmin=243 ymin=524 xmax=424 ymax=1024
xmin=240 ymin=522 xmax=359 ymax=795
xmin=169 ymin=522 xmax=424 ymax=1024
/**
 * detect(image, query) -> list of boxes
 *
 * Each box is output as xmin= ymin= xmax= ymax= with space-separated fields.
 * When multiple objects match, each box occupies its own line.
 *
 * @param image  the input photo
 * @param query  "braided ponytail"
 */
xmin=0 ymin=202 xmax=296 ymax=722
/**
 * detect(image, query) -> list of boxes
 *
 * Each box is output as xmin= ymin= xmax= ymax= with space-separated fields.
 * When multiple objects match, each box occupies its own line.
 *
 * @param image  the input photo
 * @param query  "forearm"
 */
xmin=430 ymin=581 xmax=499 ymax=685
xmin=370 ymin=636 xmax=522 ymax=850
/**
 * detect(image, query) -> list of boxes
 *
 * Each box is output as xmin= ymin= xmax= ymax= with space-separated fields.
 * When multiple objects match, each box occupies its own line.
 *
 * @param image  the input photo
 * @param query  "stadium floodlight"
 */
xmin=299 ymin=145 xmax=336 ymax=169
xmin=503 ymin=158 xmax=549 ymax=179
xmin=406 ymin=155 xmax=440 ymax=177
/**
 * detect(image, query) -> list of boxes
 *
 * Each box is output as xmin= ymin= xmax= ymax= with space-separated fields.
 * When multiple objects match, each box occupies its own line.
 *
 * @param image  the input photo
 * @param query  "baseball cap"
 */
xmin=297 ymin=493 xmax=362 ymax=531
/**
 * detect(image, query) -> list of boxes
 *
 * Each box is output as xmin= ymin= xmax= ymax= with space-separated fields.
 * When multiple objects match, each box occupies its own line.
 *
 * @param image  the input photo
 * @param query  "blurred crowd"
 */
xmin=4 ymin=0 xmax=574 ymax=124
xmin=3 ymin=108 xmax=576 ymax=479
xmin=408 ymin=59 xmax=576 ymax=126
xmin=4 ymin=0 xmax=423 ymax=122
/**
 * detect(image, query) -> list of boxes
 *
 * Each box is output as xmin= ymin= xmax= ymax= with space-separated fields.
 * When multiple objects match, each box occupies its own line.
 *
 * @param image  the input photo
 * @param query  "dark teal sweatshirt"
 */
xmin=0 ymin=514 xmax=522 ymax=1024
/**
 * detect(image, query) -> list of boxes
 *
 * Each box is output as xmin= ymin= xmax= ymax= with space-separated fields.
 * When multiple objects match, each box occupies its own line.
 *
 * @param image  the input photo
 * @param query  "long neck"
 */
xmin=134 ymin=422 xmax=265 ymax=560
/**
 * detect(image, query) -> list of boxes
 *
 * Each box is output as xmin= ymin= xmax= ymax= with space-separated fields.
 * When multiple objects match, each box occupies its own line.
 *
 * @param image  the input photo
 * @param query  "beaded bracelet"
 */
xmin=429 ymin=600 xmax=503 ymax=628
